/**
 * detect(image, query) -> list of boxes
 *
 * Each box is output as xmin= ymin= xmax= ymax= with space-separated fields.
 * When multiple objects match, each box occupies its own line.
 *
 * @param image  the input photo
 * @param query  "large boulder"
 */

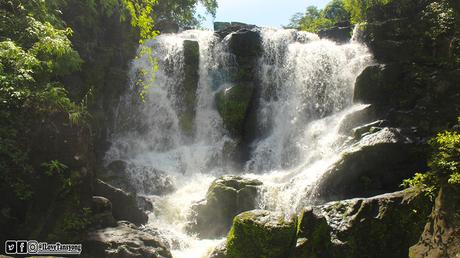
xmin=90 ymin=196 xmax=117 ymax=229
xmin=409 ymin=185 xmax=460 ymax=258
xmin=226 ymin=210 xmax=297 ymax=258
xmin=353 ymin=64 xmax=404 ymax=106
xmin=94 ymin=179 xmax=148 ymax=225
xmin=187 ymin=176 xmax=263 ymax=238
xmin=293 ymin=190 xmax=432 ymax=258
xmin=314 ymin=127 xmax=427 ymax=202
xmin=84 ymin=221 xmax=172 ymax=258
xmin=353 ymin=63 xmax=460 ymax=135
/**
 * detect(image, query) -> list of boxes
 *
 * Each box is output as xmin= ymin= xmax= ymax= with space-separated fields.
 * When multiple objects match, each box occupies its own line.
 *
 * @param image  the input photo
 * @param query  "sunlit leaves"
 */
xmin=122 ymin=0 xmax=159 ymax=43
xmin=342 ymin=0 xmax=392 ymax=23
xmin=404 ymin=119 xmax=460 ymax=196
xmin=422 ymin=1 xmax=456 ymax=41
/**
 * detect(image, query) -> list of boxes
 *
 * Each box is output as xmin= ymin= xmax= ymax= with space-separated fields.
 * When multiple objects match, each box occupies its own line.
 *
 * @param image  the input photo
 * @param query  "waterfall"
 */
xmin=105 ymin=28 xmax=373 ymax=257
xmin=245 ymin=28 xmax=373 ymax=214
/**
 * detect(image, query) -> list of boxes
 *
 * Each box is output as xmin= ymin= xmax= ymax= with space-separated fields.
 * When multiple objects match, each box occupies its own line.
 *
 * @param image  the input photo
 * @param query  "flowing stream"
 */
xmin=105 ymin=27 xmax=373 ymax=257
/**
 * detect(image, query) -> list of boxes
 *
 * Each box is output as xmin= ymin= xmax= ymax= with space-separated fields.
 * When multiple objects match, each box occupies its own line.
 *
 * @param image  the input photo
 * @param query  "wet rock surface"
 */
xmin=294 ymin=190 xmax=431 ymax=258
xmin=218 ymin=190 xmax=430 ymax=258
xmin=314 ymin=127 xmax=427 ymax=202
xmin=94 ymin=179 xmax=148 ymax=226
xmin=84 ymin=221 xmax=172 ymax=258
xmin=187 ymin=176 xmax=263 ymax=238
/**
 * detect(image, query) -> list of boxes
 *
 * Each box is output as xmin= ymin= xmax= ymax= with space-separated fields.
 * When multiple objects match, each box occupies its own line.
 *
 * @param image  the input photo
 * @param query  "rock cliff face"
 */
xmin=355 ymin=0 xmax=460 ymax=136
xmin=409 ymin=185 xmax=460 ymax=258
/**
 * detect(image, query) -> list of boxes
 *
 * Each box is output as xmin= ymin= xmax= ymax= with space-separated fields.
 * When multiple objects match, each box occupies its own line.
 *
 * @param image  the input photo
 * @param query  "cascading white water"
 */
xmin=105 ymin=30 xmax=234 ymax=257
xmin=106 ymin=27 xmax=373 ymax=257
xmin=245 ymin=28 xmax=373 ymax=215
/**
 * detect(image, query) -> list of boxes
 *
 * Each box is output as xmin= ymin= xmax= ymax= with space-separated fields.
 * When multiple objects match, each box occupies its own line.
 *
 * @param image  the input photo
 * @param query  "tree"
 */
xmin=154 ymin=0 xmax=218 ymax=27
xmin=284 ymin=12 xmax=304 ymax=29
xmin=323 ymin=0 xmax=350 ymax=23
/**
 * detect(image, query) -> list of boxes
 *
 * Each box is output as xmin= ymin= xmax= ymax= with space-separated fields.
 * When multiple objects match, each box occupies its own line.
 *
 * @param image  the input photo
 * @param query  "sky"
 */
xmin=197 ymin=0 xmax=331 ymax=29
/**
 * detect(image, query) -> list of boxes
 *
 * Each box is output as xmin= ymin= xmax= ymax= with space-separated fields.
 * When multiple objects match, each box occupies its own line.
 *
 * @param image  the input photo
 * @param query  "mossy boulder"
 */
xmin=226 ymin=210 xmax=297 ymax=258
xmin=293 ymin=190 xmax=432 ymax=258
xmin=315 ymin=127 xmax=427 ymax=202
xmin=216 ymin=84 xmax=254 ymax=137
xmin=409 ymin=185 xmax=460 ymax=258
xmin=187 ymin=176 xmax=262 ymax=238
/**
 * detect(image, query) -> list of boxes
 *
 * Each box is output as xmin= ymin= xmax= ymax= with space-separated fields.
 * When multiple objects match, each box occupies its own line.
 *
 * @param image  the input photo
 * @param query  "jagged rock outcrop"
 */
xmin=314 ymin=127 xmax=427 ymax=202
xmin=215 ymin=190 xmax=431 ymax=258
xmin=187 ymin=176 xmax=263 ymax=238
xmin=409 ymin=185 xmax=460 ymax=258
xmin=94 ymin=179 xmax=148 ymax=226
xmin=84 ymin=221 xmax=172 ymax=258
xmin=293 ymin=190 xmax=431 ymax=258
xmin=353 ymin=63 xmax=460 ymax=135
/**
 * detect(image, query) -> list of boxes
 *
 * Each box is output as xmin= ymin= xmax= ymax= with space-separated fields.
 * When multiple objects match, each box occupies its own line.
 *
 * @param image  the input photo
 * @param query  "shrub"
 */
xmin=403 ymin=118 xmax=460 ymax=198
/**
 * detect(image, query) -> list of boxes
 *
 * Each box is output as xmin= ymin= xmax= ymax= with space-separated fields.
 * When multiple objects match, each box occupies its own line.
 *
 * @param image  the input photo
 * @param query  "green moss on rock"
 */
xmin=226 ymin=210 xmax=297 ymax=258
xmin=293 ymin=190 xmax=432 ymax=258
xmin=216 ymin=84 xmax=254 ymax=136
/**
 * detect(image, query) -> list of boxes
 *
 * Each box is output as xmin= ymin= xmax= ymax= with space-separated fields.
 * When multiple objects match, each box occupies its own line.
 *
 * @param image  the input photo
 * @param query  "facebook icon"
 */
xmin=17 ymin=240 xmax=28 ymax=254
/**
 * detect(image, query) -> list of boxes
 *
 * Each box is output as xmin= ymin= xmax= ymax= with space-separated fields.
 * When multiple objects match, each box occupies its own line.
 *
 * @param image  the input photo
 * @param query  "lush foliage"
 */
xmin=342 ymin=0 xmax=392 ymax=23
xmin=0 ymin=0 xmax=215 ymax=242
xmin=154 ymin=0 xmax=218 ymax=27
xmin=287 ymin=0 xmax=398 ymax=32
xmin=286 ymin=0 xmax=349 ymax=32
xmin=403 ymin=118 xmax=460 ymax=198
